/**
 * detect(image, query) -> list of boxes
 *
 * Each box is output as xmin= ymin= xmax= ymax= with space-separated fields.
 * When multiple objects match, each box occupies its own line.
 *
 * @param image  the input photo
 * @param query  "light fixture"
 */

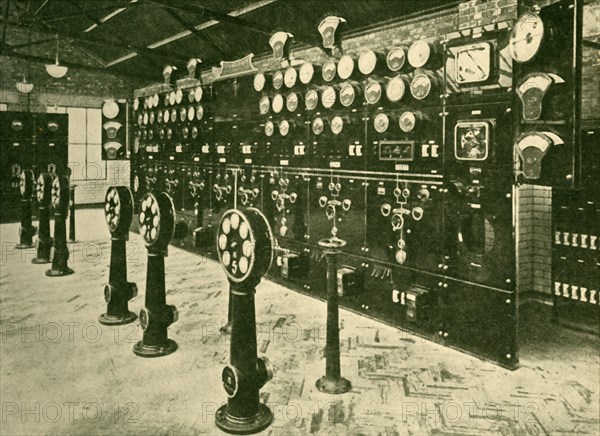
xmin=45 ymin=35 xmax=68 ymax=79
xmin=16 ymin=75 xmax=34 ymax=93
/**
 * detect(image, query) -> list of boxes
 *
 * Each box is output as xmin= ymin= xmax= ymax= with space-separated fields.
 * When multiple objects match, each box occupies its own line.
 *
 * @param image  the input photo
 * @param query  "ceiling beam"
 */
xmin=40 ymin=1 xmax=139 ymax=22
xmin=8 ymin=36 xmax=55 ymax=49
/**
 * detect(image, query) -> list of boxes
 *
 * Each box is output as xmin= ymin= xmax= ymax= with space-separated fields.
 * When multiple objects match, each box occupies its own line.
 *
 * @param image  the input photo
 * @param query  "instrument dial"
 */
xmin=272 ymin=71 xmax=284 ymax=90
xmin=254 ymin=73 xmax=266 ymax=92
xmin=408 ymin=40 xmax=432 ymax=69
xmin=265 ymin=121 xmax=274 ymax=137
xmin=358 ymin=50 xmax=378 ymax=75
xmin=312 ymin=117 xmax=324 ymax=135
xmin=259 ymin=96 xmax=270 ymax=115
xmin=510 ymin=13 xmax=544 ymax=63
xmin=456 ymin=42 xmax=493 ymax=84
xmin=365 ymin=81 xmax=382 ymax=104
xmin=284 ymin=67 xmax=297 ymax=88
xmin=339 ymin=83 xmax=356 ymax=107
xmin=410 ymin=74 xmax=432 ymax=100
xmin=321 ymin=86 xmax=336 ymax=109
xmin=272 ymin=94 xmax=284 ymax=113
xmin=305 ymin=90 xmax=318 ymax=110
xmin=322 ymin=60 xmax=337 ymax=82
xmin=286 ymin=93 xmax=299 ymax=112
xmin=299 ymin=62 xmax=315 ymax=84
xmin=386 ymin=77 xmax=406 ymax=102
xmin=374 ymin=113 xmax=389 ymax=133
xmin=399 ymin=111 xmax=416 ymax=133
xmin=279 ymin=120 xmax=290 ymax=136
xmin=337 ymin=55 xmax=355 ymax=80
xmin=386 ymin=47 xmax=407 ymax=71
xmin=331 ymin=116 xmax=344 ymax=135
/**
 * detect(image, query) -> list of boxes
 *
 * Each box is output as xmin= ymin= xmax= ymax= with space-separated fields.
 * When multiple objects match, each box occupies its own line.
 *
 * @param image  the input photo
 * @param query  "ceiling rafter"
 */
xmin=40 ymin=1 xmax=140 ymax=22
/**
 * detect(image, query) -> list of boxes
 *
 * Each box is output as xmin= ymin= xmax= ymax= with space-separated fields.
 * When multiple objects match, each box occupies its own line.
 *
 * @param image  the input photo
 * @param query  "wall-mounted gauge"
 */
xmin=509 ymin=12 xmax=544 ymax=63
xmin=157 ymin=111 xmax=163 ymax=124
xmin=279 ymin=120 xmax=290 ymax=136
xmin=454 ymin=120 xmax=491 ymax=161
xmin=331 ymin=116 xmax=344 ymax=135
xmin=163 ymin=109 xmax=169 ymax=123
xmin=516 ymin=72 xmax=562 ymax=121
xmin=410 ymin=74 xmax=433 ymax=100
xmin=187 ymin=106 xmax=195 ymax=122
xmin=179 ymin=107 xmax=186 ymax=122
xmin=166 ymin=128 xmax=173 ymax=140
xmin=374 ymin=113 xmax=389 ymax=133
xmin=322 ymin=60 xmax=337 ymax=82
xmin=300 ymin=62 xmax=317 ymax=84
xmin=385 ymin=76 xmax=406 ymax=103
xmin=133 ymin=98 xmax=139 ymax=111
xmin=259 ymin=96 xmax=270 ymax=115
xmin=194 ymin=86 xmax=203 ymax=102
xmin=321 ymin=86 xmax=337 ymax=109
xmin=254 ymin=73 xmax=266 ymax=92
xmin=515 ymin=131 xmax=563 ymax=179
xmin=337 ymin=55 xmax=355 ymax=80
xmin=196 ymin=105 xmax=204 ymax=120
xmin=103 ymin=100 xmax=120 ymax=119
xmin=272 ymin=71 xmax=284 ymax=90
xmin=455 ymin=42 xmax=493 ymax=85
xmin=306 ymin=90 xmax=319 ymax=110
xmin=163 ymin=94 xmax=169 ymax=107
xmin=365 ymin=80 xmax=382 ymax=105
xmin=191 ymin=126 xmax=199 ymax=139
xmin=137 ymin=114 xmax=143 ymax=125
xmin=182 ymin=127 xmax=189 ymax=139
xmin=104 ymin=186 xmax=134 ymax=236
xmin=284 ymin=67 xmax=298 ymax=88
xmin=149 ymin=112 xmax=155 ymax=125
xmin=148 ymin=129 xmax=154 ymax=140
xmin=139 ymin=192 xmax=175 ymax=251
xmin=159 ymin=128 xmax=165 ymax=140
xmin=408 ymin=40 xmax=437 ymax=69
xmin=339 ymin=83 xmax=357 ymax=107
xmin=175 ymin=89 xmax=183 ymax=105
xmin=358 ymin=50 xmax=381 ymax=75
xmin=143 ymin=112 xmax=148 ymax=125
xmin=272 ymin=94 xmax=284 ymax=113
xmin=312 ymin=117 xmax=324 ymax=135
xmin=386 ymin=47 xmax=408 ymax=72
xmin=152 ymin=93 xmax=159 ymax=107
xmin=265 ymin=121 xmax=274 ymax=137
xmin=188 ymin=89 xmax=195 ymax=103
xmin=399 ymin=111 xmax=418 ymax=133
xmin=286 ymin=92 xmax=301 ymax=112
xmin=168 ymin=91 xmax=176 ymax=106
xmin=170 ymin=108 xmax=177 ymax=123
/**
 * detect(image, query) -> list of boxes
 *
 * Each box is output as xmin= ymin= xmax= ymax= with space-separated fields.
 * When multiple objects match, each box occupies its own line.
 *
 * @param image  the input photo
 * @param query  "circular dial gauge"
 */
xmin=164 ymin=94 xmax=169 ymax=106
xmin=279 ymin=120 xmax=290 ymax=136
xmin=145 ymin=97 xmax=151 ymax=109
xmin=139 ymin=192 xmax=175 ymax=248
xmin=386 ymin=47 xmax=407 ymax=71
xmin=286 ymin=93 xmax=299 ymax=112
xmin=187 ymin=106 xmax=195 ymax=122
xmin=410 ymin=74 xmax=433 ymax=100
xmin=152 ymin=93 xmax=159 ymax=107
xmin=399 ymin=111 xmax=417 ymax=132
xmin=284 ymin=67 xmax=297 ymax=88
xmin=272 ymin=94 xmax=284 ymax=113
xmin=133 ymin=98 xmax=139 ymax=111
xmin=259 ymin=96 xmax=270 ymax=114
xmin=331 ymin=116 xmax=344 ymax=135
xmin=322 ymin=60 xmax=337 ymax=82
xmin=143 ymin=112 xmax=149 ymax=125
xmin=179 ymin=107 xmax=186 ymax=122
xmin=408 ymin=40 xmax=432 ymax=69
xmin=321 ymin=86 xmax=336 ymax=109
xmin=254 ymin=72 xmax=266 ymax=91
xmin=149 ymin=111 xmax=155 ymax=124
xmin=337 ymin=55 xmax=355 ymax=80
xmin=265 ymin=120 xmax=274 ymax=137
xmin=305 ymin=90 xmax=318 ymax=110
xmin=509 ymin=13 xmax=544 ymax=63
xmin=339 ymin=83 xmax=356 ymax=107
xmin=170 ymin=108 xmax=177 ymax=123
xmin=175 ymin=89 xmax=183 ymax=104
xmin=272 ymin=71 xmax=284 ymax=90
xmin=192 ymin=126 xmax=199 ymax=138
xmin=137 ymin=114 xmax=143 ymax=125
xmin=216 ymin=208 xmax=273 ymax=283
xmin=299 ymin=62 xmax=315 ymax=84
xmin=358 ymin=50 xmax=378 ymax=75
xmin=386 ymin=77 xmax=406 ymax=102
xmin=312 ymin=117 xmax=324 ymax=135
xmin=159 ymin=128 xmax=165 ymax=139
xmin=157 ymin=111 xmax=163 ymax=123
xmin=365 ymin=81 xmax=382 ymax=104
xmin=182 ymin=127 xmax=189 ymax=139
xmin=188 ymin=90 xmax=195 ymax=103
xmin=374 ymin=113 xmax=390 ymax=133
xmin=196 ymin=105 xmax=204 ymax=120
xmin=103 ymin=100 xmax=120 ymax=119
xmin=163 ymin=109 xmax=170 ymax=123
xmin=194 ymin=86 xmax=203 ymax=102
xmin=169 ymin=91 xmax=176 ymax=106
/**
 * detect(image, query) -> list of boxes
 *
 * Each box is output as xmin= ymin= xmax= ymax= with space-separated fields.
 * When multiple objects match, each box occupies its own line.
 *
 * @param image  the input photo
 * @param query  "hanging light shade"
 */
xmin=16 ymin=75 xmax=34 ymax=93
xmin=45 ymin=35 xmax=68 ymax=78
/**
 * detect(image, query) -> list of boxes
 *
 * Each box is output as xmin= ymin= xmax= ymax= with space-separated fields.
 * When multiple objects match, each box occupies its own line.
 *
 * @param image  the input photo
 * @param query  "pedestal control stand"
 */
xmin=17 ymin=170 xmax=37 ymax=249
xmin=46 ymin=175 xmax=74 ymax=276
xmin=316 ymin=237 xmax=352 ymax=394
xmin=99 ymin=186 xmax=138 ymax=325
xmin=32 ymin=173 xmax=53 ymax=264
xmin=215 ymin=208 xmax=275 ymax=435
xmin=133 ymin=192 xmax=178 ymax=358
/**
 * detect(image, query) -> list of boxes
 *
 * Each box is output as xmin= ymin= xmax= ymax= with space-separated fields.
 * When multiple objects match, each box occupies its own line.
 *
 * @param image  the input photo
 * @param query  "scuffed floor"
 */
xmin=1 ymin=209 xmax=598 ymax=435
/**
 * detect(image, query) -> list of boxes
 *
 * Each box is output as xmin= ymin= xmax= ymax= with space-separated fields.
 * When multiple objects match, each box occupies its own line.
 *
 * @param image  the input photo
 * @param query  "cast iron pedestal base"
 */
xmin=133 ymin=339 xmax=177 ymax=358
xmin=32 ymin=256 xmax=51 ymax=264
xmin=99 ymin=311 xmax=137 ymax=326
xmin=316 ymin=376 xmax=352 ymax=395
xmin=16 ymin=242 xmax=35 ymax=249
xmin=215 ymin=403 xmax=273 ymax=435
xmin=45 ymin=267 xmax=74 ymax=277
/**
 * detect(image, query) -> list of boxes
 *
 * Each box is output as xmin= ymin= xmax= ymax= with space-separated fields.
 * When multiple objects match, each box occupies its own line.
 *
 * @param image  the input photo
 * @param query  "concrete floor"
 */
xmin=1 ymin=208 xmax=599 ymax=435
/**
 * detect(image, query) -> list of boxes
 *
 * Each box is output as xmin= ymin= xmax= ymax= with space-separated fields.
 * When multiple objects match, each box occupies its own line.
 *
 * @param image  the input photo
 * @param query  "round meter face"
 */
xmin=272 ymin=94 xmax=284 ymax=113
xmin=321 ymin=86 xmax=336 ymax=109
xmin=259 ymin=96 xmax=270 ymax=115
xmin=170 ymin=109 xmax=177 ymax=123
xmin=339 ymin=83 xmax=356 ymax=107
xmin=299 ymin=62 xmax=315 ymax=84
xmin=279 ymin=120 xmax=290 ymax=136
xmin=386 ymin=77 xmax=406 ymax=103
xmin=143 ymin=112 xmax=148 ymax=125
xmin=286 ymin=93 xmax=299 ymax=112
xmin=105 ymin=187 xmax=124 ymax=232
xmin=187 ymin=106 xmax=195 ymax=122
xmin=331 ymin=116 xmax=344 ymax=135
xmin=149 ymin=111 xmax=155 ymax=124
xmin=337 ymin=55 xmax=355 ymax=80
xmin=365 ymin=81 xmax=382 ymax=104
xmin=194 ymin=86 xmax=203 ymax=102
xmin=408 ymin=40 xmax=431 ymax=69
xmin=272 ymin=71 xmax=284 ymax=90
xmin=139 ymin=194 xmax=161 ymax=246
xmin=133 ymin=98 xmax=139 ymax=111
xmin=152 ymin=93 xmax=159 ymax=107
xmin=358 ymin=50 xmax=378 ymax=75
xmin=188 ymin=90 xmax=195 ymax=103
xmin=175 ymin=89 xmax=183 ymax=104
xmin=265 ymin=121 xmax=274 ymax=137
xmin=305 ymin=90 xmax=318 ymax=110
xmin=157 ymin=111 xmax=163 ymax=124
xmin=509 ymin=12 xmax=544 ymax=63
xmin=196 ymin=105 xmax=204 ymax=120
xmin=179 ymin=107 xmax=186 ymax=122
xmin=163 ymin=109 xmax=170 ymax=123
xmin=284 ymin=67 xmax=297 ymax=88
xmin=374 ymin=113 xmax=390 ymax=133
xmin=322 ymin=60 xmax=337 ymax=82
xmin=254 ymin=72 xmax=266 ymax=91
xmin=164 ymin=94 xmax=169 ymax=106
xmin=410 ymin=74 xmax=433 ymax=100
xmin=399 ymin=111 xmax=417 ymax=132
xmin=312 ymin=117 xmax=324 ymax=135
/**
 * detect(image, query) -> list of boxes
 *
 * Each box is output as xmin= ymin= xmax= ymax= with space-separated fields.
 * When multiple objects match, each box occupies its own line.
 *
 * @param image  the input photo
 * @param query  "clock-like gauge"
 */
xmin=272 ymin=94 xmax=284 ymax=113
xmin=284 ymin=67 xmax=297 ymax=88
xmin=399 ymin=111 xmax=417 ymax=133
xmin=509 ymin=12 xmax=544 ymax=63
xmin=254 ymin=72 xmax=266 ymax=92
xmin=148 ymin=129 xmax=153 ymax=140
xmin=152 ymin=93 xmax=159 ymax=107
xmin=133 ymin=98 xmax=139 ymax=111
xmin=194 ymin=86 xmax=203 ymax=102
xmin=272 ymin=71 xmax=284 ymax=90
xmin=182 ymin=127 xmax=189 ymax=139
xmin=299 ymin=62 xmax=316 ymax=84
xmin=163 ymin=94 xmax=169 ymax=107
xmin=175 ymin=89 xmax=183 ymax=104
xmin=455 ymin=42 xmax=493 ymax=84
xmin=331 ymin=116 xmax=344 ymax=135
xmin=170 ymin=108 xmax=177 ymax=123
xmin=149 ymin=111 xmax=155 ymax=124
xmin=163 ymin=109 xmax=169 ymax=123
xmin=517 ymin=72 xmax=559 ymax=121
xmin=188 ymin=89 xmax=195 ymax=103
xmin=279 ymin=120 xmax=290 ymax=136
xmin=196 ymin=105 xmax=204 ymax=120
xmin=408 ymin=40 xmax=434 ymax=69
xmin=286 ymin=92 xmax=300 ymax=112
xmin=410 ymin=74 xmax=433 ymax=100
xmin=179 ymin=107 xmax=187 ymax=122
xmin=374 ymin=113 xmax=390 ymax=133
xmin=312 ymin=117 xmax=324 ymax=135
xmin=147 ymin=97 xmax=153 ymax=109
xmin=169 ymin=91 xmax=176 ymax=106
xmin=166 ymin=128 xmax=172 ymax=140
xmin=365 ymin=80 xmax=382 ymax=105
xmin=306 ymin=90 xmax=319 ymax=110
xmin=322 ymin=60 xmax=337 ymax=82
xmin=159 ymin=128 xmax=165 ymax=139
xmin=337 ymin=55 xmax=355 ymax=80
xmin=386 ymin=46 xmax=408 ymax=72
xmin=259 ymin=96 xmax=270 ymax=115
xmin=386 ymin=76 xmax=406 ymax=102
xmin=265 ymin=120 xmax=274 ymax=137
xmin=137 ymin=114 xmax=143 ymax=125
xmin=139 ymin=192 xmax=175 ymax=250
xmin=143 ymin=112 xmax=149 ymax=125
xmin=339 ymin=83 xmax=356 ymax=107
xmin=192 ymin=126 xmax=199 ymax=139
xmin=358 ymin=50 xmax=379 ymax=75
xmin=187 ymin=106 xmax=195 ymax=122
xmin=321 ymin=86 xmax=336 ymax=109
xmin=157 ymin=111 xmax=163 ymax=124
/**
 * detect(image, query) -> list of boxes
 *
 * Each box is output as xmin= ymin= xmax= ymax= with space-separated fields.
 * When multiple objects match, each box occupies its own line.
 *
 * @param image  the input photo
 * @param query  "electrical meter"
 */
xmin=272 ymin=94 xmax=284 ymax=114
xmin=374 ymin=113 xmax=390 ymax=133
xmin=272 ymin=71 xmax=284 ymax=90
xmin=306 ymin=90 xmax=319 ymax=110
xmin=339 ymin=83 xmax=356 ymax=107
xmin=300 ymin=62 xmax=316 ymax=84
xmin=337 ymin=55 xmax=355 ymax=80
xmin=322 ymin=60 xmax=337 ymax=82
xmin=408 ymin=40 xmax=433 ymax=69
xmin=387 ymin=46 xmax=408 ymax=72
xmin=365 ymin=81 xmax=382 ymax=104
xmin=284 ymin=67 xmax=297 ymax=88
xmin=254 ymin=73 xmax=266 ymax=92
xmin=259 ymin=97 xmax=270 ymax=115
xmin=386 ymin=77 xmax=406 ymax=102
xmin=509 ymin=12 xmax=544 ymax=63
xmin=286 ymin=92 xmax=300 ymax=112
xmin=312 ymin=117 xmax=324 ymax=135
xmin=331 ymin=116 xmax=344 ymax=135
xmin=264 ymin=121 xmax=274 ymax=137
xmin=410 ymin=74 xmax=433 ymax=100
xmin=455 ymin=42 xmax=493 ymax=84
xmin=454 ymin=121 xmax=491 ymax=161
xmin=321 ymin=86 xmax=336 ymax=109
